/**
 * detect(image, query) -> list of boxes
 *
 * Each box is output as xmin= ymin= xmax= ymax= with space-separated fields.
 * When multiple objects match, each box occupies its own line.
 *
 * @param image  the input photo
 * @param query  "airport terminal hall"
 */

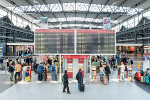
xmin=1 ymin=0 xmax=150 ymax=100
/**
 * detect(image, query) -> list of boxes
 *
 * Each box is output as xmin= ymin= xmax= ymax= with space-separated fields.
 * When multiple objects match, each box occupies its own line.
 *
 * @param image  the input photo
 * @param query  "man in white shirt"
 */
xmin=120 ymin=62 xmax=125 ymax=82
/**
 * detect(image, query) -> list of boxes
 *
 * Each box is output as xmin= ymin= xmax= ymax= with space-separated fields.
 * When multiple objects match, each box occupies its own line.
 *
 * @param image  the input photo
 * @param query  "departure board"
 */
xmin=76 ymin=29 xmax=115 ymax=54
xmin=35 ymin=29 xmax=74 ymax=54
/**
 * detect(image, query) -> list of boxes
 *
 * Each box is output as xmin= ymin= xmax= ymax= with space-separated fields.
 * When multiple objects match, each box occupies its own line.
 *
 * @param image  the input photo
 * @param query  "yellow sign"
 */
xmin=137 ymin=62 xmax=140 ymax=69
xmin=67 ymin=68 xmax=73 ymax=71
xmin=0 ymin=49 xmax=2 ymax=53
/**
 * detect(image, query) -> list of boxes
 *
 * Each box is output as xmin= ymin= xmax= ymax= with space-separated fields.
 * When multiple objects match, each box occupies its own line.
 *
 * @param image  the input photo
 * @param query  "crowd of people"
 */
xmin=91 ymin=53 xmax=133 ymax=83
xmin=0 ymin=55 xmax=59 ymax=83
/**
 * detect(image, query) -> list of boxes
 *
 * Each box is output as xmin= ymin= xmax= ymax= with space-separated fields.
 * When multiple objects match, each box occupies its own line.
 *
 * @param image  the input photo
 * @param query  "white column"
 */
xmin=90 ymin=55 xmax=91 ymax=84
xmin=59 ymin=55 xmax=61 ymax=84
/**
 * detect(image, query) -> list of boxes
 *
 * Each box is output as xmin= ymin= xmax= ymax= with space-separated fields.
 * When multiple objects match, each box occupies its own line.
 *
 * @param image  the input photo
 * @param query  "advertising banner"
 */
xmin=0 ymin=47 xmax=3 ymax=57
xmin=40 ymin=17 xmax=48 ymax=29
xmin=67 ymin=58 xmax=73 ymax=78
xmin=78 ymin=58 xmax=84 ymax=78
xmin=103 ymin=17 xmax=111 ymax=30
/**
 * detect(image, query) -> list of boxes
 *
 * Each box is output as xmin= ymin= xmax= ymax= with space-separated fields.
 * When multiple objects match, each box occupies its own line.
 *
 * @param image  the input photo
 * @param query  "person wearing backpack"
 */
xmin=9 ymin=61 xmax=15 ymax=81
xmin=62 ymin=70 xmax=71 ymax=94
xmin=76 ymin=69 xmax=83 ymax=90
xmin=49 ymin=63 xmax=55 ymax=81
xmin=104 ymin=63 xmax=111 ymax=81
xmin=37 ymin=62 xmax=44 ymax=81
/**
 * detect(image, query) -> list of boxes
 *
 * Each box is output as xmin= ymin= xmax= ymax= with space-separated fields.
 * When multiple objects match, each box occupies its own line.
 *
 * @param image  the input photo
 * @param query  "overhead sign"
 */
xmin=103 ymin=17 xmax=111 ymax=30
xmin=61 ymin=55 xmax=90 ymax=59
xmin=0 ymin=47 xmax=3 ymax=57
xmin=40 ymin=17 xmax=48 ymax=29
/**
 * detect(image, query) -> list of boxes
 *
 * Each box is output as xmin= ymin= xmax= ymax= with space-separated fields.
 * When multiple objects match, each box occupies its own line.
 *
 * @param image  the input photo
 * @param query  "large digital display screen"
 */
xmin=76 ymin=29 xmax=115 ymax=54
xmin=35 ymin=29 xmax=74 ymax=54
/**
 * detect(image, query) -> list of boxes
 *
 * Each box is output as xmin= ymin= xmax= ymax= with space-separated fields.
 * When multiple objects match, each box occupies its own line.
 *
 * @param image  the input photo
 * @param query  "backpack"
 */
xmin=62 ymin=75 xmax=65 ymax=82
xmin=76 ymin=72 xmax=79 ymax=80
xmin=131 ymin=60 xmax=133 ymax=64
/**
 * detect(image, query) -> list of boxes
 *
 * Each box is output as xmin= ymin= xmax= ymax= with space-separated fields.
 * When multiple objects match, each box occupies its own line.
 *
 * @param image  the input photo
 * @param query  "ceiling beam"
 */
xmin=113 ymin=0 xmax=148 ymax=27
xmin=59 ymin=0 xmax=71 ymax=29
xmin=81 ymin=0 xmax=93 ymax=29
xmin=23 ymin=11 xmax=128 ymax=15
xmin=3 ymin=1 xmax=39 ymax=27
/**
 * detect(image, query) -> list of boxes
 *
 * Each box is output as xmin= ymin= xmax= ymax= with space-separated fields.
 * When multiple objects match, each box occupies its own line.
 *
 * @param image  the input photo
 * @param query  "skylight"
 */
xmin=7 ymin=3 xmax=144 ymax=15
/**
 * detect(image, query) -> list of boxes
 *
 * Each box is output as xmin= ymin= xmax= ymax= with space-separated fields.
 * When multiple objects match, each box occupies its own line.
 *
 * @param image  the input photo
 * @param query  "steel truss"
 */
xmin=116 ymin=21 xmax=150 ymax=44
xmin=0 ymin=20 xmax=34 ymax=43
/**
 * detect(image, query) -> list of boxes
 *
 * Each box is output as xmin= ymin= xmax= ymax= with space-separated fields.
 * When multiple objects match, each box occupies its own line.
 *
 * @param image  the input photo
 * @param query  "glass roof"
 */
xmin=7 ymin=3 xmax=144 ymax=15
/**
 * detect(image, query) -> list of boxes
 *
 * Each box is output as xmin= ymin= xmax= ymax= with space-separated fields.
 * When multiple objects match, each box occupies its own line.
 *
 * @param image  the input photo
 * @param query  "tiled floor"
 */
xmin=0 ymin=71 xmax=150 ymax=100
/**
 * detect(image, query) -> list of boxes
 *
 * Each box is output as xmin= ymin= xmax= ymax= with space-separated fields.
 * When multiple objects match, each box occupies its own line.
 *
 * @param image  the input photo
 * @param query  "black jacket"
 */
xmin=63 ymin=74 xmax=69 ymax=87
xmin=47 ymin=59 xmax=52 ymax=65
xmin=78 ymin=71 xmax=83 ymax=84
xmin=9 ymin=65 xmax=14 ymax=72
xmin=105 ymin=66 xmax=111 ymax=75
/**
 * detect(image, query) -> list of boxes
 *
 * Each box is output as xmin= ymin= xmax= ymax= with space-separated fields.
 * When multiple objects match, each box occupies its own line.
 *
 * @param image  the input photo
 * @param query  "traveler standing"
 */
xmin=77 ymin=69 xmax=83 ymax=90
xmin=104 ymin=63 xmax=111 ymax=81
xmin=22 ymin=63 xmax=27 ymax=81
xmin=26 ymin=56 xmax=29 ymax=65
xmin=99 ymin=66 xmax=104 ymax=82
xmin=119 ymin=62 xmax=125 ymax=82
xmin=15 ymin=62 xmax=21 ymax=83
xmin=49 ymin=63 xmax=55 ymax=81
xmin=0 ymin=57 xmax=3 ymax=69
xmin=37 ymin=62 xmax=44 ymax=81
xmin=7 ymin=57 xmax=9 ymax=67
xmin=62 ymin=70 xmax=71 ymax=94
xmin=29 ymin=56 xmax=33 ymax=65
xmin=47 ymin=57 xmax=52 ymax=65
xmin=9 ymin=61 xmax=14 ymax=81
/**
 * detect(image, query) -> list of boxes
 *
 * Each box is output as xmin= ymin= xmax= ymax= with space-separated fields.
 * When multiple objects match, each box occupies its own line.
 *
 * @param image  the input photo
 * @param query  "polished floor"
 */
xmin=0 ymin=55 xmax=150 ymax=100
xmin=0 ymin=71 xmax=150 ymax=100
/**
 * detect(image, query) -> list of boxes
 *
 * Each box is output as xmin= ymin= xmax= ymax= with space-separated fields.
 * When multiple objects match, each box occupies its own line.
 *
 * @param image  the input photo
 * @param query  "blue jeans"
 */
xmin=38 ymin=73 xmax=42 ymax=81
xmin=78 ymin=83 xmax=80 ymax=90
xmin=51 ymin=72 xmax=55 ymax=81
xmin=100 ymin=74 xmax=104 ymax=81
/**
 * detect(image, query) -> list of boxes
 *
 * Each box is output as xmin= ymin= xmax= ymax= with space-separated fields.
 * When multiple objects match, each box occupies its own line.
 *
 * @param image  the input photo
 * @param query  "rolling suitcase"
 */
xmin=140 ymin=76 xmax=144 ymax=83
xmin=80 ymin=84 xmax=85 ymax=92
xmin=103 ymin=76 xmax=108 ymax=85
xmin=145 ymin=76 xmax=149 ymax=84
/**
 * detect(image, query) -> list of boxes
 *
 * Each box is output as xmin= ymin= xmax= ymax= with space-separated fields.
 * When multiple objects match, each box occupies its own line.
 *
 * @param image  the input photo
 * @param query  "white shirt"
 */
xmin=120 ymin=64 xmax=125 ymax=72
xmin=99 ymin=67 xmax=104 ymax=74
xmin=23 ymin=66 xmax=27 ymax=71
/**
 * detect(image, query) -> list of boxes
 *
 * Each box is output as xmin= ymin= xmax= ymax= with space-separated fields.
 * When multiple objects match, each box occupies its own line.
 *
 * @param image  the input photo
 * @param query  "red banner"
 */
xmin=61 ymin=55 xmax=90 ymax=59
xmin=77 ymin=29 xmax=115 ymax=33
xmin=35 ymin=29 xmax=74 ymax=33
xmin=67 ymin=58 xmax=73 ymax=78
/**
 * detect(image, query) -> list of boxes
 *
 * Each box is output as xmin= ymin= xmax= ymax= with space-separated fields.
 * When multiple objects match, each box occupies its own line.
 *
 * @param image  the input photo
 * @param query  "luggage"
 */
xmin=145 ymin=76 xmax=149 ymax=83
xmin=25 ymin=76 xmax=30 ymax=82
xmin=140 ymin=76 xmax=144 ymax=83
xmin=103 ymin=76 xmax=108 ymax=85
xmin=80 ymin=84 xmax=85 ymax=92
xmin=135 ymin=72 xmax=141 ymax=80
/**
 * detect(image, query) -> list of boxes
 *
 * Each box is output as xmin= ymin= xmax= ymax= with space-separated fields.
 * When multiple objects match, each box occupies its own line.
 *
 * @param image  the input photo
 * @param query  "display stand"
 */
xmin=127 ymin=67 xmax=132 ymax=82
